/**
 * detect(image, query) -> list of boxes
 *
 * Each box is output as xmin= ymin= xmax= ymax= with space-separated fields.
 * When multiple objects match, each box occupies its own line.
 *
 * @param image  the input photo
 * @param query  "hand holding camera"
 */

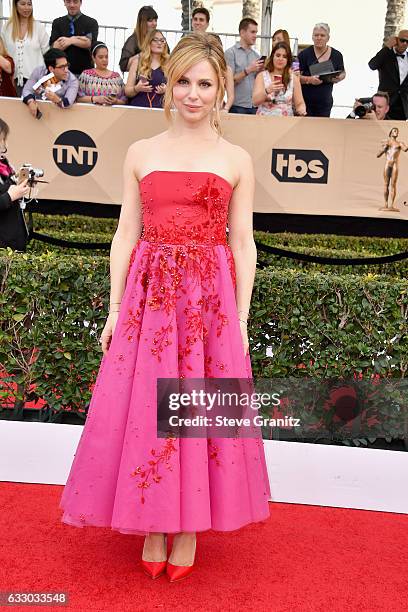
xmin=8 ymin=180 xmax=30 ymax=202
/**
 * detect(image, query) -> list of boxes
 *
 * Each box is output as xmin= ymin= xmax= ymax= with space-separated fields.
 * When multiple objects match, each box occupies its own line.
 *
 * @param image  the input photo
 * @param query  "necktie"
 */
xmin=69 ymin=17 xmax=75 ymax=36
xmin=396 ymin=53 xmax=405 ymax=59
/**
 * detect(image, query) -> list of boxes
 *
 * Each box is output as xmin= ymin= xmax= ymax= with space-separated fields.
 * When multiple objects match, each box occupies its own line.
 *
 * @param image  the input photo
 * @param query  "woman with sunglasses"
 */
xmin=125 ymin=30 xmax=168 ymax=109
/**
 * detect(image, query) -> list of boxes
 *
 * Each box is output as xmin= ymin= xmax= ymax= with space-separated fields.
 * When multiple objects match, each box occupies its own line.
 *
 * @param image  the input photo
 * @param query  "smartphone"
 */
xmin=260 ymin=55 xmax=267 ymax=62
xmin=18 ymin=167 xmax=30 ymax=184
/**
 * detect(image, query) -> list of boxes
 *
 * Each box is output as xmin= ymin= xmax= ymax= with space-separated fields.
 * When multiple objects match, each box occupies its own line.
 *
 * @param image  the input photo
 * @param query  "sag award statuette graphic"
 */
xmin=377 ymin=127 xmax=408 ymax=212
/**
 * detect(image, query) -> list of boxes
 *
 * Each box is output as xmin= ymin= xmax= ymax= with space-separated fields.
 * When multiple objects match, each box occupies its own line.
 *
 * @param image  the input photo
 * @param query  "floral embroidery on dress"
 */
xmin=121 ymin=174 xmax=238 ymax=375
xmin=207 ymin=438 xmax=221 ymax=466
xmin=130 ymin=437 xmax=178 ymax=504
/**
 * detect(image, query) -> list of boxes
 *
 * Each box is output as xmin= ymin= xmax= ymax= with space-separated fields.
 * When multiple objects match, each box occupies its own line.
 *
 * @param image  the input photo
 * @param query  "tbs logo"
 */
xmin=272 ymin=149 xmax=329 ymax=184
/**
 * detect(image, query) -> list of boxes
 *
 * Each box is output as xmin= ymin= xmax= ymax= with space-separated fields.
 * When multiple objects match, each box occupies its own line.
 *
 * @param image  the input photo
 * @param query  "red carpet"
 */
xmin=0 ymin=482 xmax=407 ymax=612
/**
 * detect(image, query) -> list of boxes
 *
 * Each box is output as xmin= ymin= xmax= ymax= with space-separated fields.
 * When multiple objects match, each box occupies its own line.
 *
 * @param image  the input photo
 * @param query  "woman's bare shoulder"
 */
xmin=128 ymin=132 xmax=168 ymax=154
xmin=219 ymin=138 xmax=252 ymax=168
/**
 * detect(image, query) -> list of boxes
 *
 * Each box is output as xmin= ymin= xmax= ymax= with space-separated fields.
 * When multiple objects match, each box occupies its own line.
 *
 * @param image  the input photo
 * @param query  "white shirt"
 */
xmin=394 ymin=48 xmax=408 ymax=84
xmin=2 ymin=20 xmax=49 ymax=86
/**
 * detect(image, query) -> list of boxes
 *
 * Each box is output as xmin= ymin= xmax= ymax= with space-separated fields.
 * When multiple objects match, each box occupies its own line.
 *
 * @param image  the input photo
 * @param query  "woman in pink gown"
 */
xmin=59 ymin=32 xmax=271 ymax=582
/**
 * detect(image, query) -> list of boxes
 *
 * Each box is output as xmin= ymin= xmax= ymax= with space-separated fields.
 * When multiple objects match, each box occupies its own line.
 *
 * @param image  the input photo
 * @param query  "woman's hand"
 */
xmin=135 ymin=80 xmax=153 ymax=93
xmin=239 ymin=320 xmax=249 ymax=356
xmin=8 ymin=180 xmax=30 ymax=202
xmin=94 ymin=95 xmax=112 ymax=105
xmin=155 ymin=83 xmax=166 ymax=95
xmin=100 ymin=312 xmax=119 ymax=356
xmin=266 ymin=81 xmax=284 ymax=95
xmin=308 ymin=75 xmax=322 ymax=86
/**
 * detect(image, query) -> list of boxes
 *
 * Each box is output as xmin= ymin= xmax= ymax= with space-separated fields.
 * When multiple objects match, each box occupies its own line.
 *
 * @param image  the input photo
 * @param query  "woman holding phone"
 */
xmin=125 ymin=29 xmax=168 ymax=108
xmin=77 ymin=42 xmax=127 ymax=106
xmin=253 ymin=42 xmax=306 ymax=116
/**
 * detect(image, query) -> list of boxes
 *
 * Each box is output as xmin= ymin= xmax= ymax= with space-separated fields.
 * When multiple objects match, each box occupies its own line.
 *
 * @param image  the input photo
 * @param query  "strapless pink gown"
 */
xmin=60 ymin=171 xmax=271 ymax=534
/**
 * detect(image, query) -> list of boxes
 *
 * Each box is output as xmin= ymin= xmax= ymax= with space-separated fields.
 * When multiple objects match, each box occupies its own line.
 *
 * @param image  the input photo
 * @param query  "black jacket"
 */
xmin=368 ymin=46 xmax=408 ymax=119
xmin=0 ymin=168 xmax=29 ymax=252
xmin=49 ymin=14 xmax=98 ymax=76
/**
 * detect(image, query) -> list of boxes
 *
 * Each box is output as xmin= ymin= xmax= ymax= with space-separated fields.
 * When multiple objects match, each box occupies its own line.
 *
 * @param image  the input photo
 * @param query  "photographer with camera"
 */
xmin=0 ymin=118 xmax=30 ymax=252
xmin=347 ymin=91 xmax=390 ymax=120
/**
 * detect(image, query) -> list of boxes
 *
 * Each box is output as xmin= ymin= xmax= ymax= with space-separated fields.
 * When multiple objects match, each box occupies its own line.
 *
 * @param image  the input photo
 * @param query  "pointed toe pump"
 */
xmin=166 ymin=535 xmax=196 ymax=583
xmin=141 ymin=535 xmax=168 ymax=579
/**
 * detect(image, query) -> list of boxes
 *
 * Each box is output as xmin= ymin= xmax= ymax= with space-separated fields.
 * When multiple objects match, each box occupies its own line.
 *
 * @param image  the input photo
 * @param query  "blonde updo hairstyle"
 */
xmin=163 ymin=32 xmax=226 ymax=135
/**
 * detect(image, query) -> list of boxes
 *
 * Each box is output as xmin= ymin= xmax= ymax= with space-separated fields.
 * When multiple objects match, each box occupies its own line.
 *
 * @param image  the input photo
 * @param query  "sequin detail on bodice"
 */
xmin=139 ymin=171 xmax=233 ymax=245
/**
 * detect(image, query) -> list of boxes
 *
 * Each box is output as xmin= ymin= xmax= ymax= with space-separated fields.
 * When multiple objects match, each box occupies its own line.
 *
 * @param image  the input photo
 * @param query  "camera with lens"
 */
xmin=18 ymin=163 xmax=44 ymax=187
xmin=353 ymin=97 xmax=374 ymax=118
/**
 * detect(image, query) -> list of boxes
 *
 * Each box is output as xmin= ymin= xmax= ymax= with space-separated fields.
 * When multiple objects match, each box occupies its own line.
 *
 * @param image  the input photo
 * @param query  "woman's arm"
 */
xmin=252 ymin=71 xmax=267 ymax=107
xmin=0 ymin=55 xmax=13 ymax=74
xmin=293 ymin=74 xmax=307 ymax=115
xmin=124 ymin=56 xmax=140 ymax=98
xmin=109 ymin=143 xmax=143 ymax=304
xmin=224 ymin=65 xmax=234 ymax=111
xmin=227 ymin=148 xmax=257 ymax=354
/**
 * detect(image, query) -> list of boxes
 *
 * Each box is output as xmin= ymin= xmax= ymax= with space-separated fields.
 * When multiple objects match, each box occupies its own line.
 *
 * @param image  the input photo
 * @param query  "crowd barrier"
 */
xmin=1 ymin=97 xmax=408 ymax=222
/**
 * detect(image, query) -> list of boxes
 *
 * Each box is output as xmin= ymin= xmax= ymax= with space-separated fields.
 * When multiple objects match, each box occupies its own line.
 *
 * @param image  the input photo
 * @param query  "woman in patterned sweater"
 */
xmin=77 ymin=42 xmax=127 ymax=106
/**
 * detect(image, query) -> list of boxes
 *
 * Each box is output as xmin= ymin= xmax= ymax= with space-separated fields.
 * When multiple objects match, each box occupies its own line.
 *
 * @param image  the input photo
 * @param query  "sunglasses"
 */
xmin=399 ymin=38 xmax=408 ymax=43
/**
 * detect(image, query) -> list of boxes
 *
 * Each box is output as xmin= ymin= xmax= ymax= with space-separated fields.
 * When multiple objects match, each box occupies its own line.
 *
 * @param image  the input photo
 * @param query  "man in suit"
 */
xmin=369 ymin=30 xmax=408 ymax=120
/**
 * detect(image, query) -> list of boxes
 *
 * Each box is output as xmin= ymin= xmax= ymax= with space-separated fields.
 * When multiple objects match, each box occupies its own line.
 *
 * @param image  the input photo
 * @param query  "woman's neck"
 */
xmin=95 ymin=67 xmax=111 ymax=75
xmin=170 ymin=114 xmax=218 ymax=141
xmin=314 ymin=44 xmax=328 ymax=55
xmin=271 ymin=67 xmax=284 ymax=75
xmin=151 ymin=52 xmax=161 ymax=64
xmin=18 ymin=16 xmax=29 ymax=35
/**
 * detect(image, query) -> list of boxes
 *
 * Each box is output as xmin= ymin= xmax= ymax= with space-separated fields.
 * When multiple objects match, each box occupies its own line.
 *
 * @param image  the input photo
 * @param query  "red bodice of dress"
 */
xmin=139 ymin=171 xmax=233 ymax=245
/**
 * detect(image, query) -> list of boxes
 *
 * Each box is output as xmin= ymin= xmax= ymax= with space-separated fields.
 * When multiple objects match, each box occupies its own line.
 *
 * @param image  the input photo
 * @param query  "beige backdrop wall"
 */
xmin=1 ymin=98 xmax=407 ymax=220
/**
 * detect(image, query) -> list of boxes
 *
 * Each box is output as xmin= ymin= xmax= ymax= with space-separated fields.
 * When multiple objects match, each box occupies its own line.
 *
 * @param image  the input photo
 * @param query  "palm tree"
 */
xmin=181 ymin=0 xmax=203 ymax=31
xmin=383 ymin=0 xmax=407 ymax=43
xmin=242 ymin=0 xmax=261 ymax=20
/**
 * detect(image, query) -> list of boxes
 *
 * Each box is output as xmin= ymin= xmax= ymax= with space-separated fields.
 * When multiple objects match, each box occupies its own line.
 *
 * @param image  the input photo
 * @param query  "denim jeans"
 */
xmin=229 ymin=105 xmax=257 ymax=115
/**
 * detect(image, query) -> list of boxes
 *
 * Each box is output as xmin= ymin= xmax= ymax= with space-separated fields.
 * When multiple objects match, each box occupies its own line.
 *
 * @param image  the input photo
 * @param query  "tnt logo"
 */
xmin=271 ymin=149 xmax=329 ymax=184
xmin=53 ymin=130 xmax=98 ymax=177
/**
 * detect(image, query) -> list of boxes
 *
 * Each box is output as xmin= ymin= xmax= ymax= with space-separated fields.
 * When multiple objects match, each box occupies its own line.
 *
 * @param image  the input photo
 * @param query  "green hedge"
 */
xmin=32 ymin=213 xmax=117 ymax=234
xmin=255 ymin=230 xmax=408 ymax=256
xmin=0 ymin=250 xmax=406 ymax=446
xmin=27 ymin=231 xmax=112 ymax=255
xmin=31 ymin=214 xmax=408 ymax=255
xmin=256 ymin=245 xmax=408 ymax=278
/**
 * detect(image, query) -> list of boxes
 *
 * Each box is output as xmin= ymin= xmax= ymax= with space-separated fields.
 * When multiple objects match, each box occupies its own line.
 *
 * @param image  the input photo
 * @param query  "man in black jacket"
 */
xmin=369 ymin=30 xmax=408 ymax=120
xmin=50 ymin=0 xmax=98 ymax=78
xmin=0 ymin=119 xmax=30 ymax=252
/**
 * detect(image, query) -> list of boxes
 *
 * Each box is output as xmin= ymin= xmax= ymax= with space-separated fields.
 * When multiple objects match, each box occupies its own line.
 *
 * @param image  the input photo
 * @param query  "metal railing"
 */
xmin=0 ymin=17 xmax=297 ymax=74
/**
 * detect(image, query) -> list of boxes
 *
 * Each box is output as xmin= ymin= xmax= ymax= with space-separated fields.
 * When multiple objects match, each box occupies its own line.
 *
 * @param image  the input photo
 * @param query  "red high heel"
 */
xmin=141 ymin=559 xmax=167 ymax=579
xmin=141 ymin=534 xmax=167 ymax=579
xmin=166 ymin=535 xmax=196 ymax=583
